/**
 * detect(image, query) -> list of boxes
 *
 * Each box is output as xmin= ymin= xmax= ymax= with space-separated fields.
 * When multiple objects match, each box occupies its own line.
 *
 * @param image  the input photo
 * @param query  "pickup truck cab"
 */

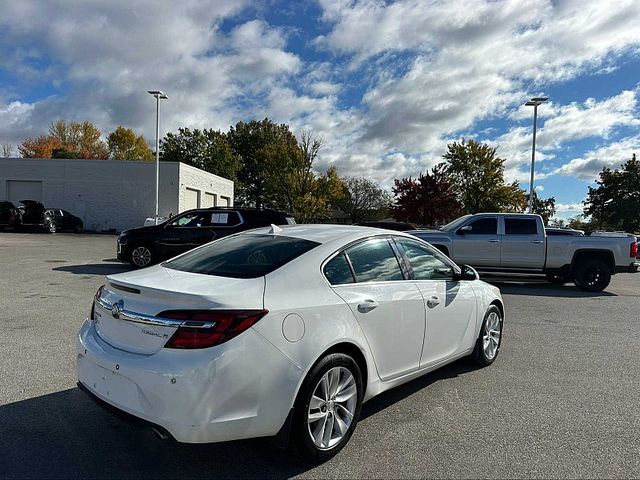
xmin=411 ymin=213 xmax=638 ymax=291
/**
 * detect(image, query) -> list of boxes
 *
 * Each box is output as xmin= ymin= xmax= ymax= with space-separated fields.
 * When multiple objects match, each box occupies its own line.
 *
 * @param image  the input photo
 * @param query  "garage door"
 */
xmin=219 ymin=196 xmax=230 ymax=207
xmin=203 ymin=192 xmax=216 ymax=207
xmin=184 ymin=188 xmax=200 ymax=211
xmin=8 ymin=180 xmax=43 ymax=205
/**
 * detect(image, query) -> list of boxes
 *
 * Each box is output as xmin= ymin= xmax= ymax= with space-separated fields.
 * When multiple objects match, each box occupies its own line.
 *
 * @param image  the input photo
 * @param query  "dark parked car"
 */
xmin=0 ymin=201 xmax=19 ymax=229
xmin=16 ymin=200 xmax=46 ymax=229
xmin=356 ymin=221 xmax=419 ymax=231
xmin=117 ymin=207 xmax=296 ymax=267
xmin=44 ymin=209 xmax=84 ymax=233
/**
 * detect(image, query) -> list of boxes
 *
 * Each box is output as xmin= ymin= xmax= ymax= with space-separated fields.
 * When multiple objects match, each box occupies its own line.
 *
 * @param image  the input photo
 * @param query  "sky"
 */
xmin=1 ymin=0 xmax=639 ymax=219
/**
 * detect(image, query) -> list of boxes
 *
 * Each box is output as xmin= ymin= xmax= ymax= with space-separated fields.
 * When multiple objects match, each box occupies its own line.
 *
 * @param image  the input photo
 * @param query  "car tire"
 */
xmin=74 ymin=224 xmax=83 ymax=233
xmin=290 ymin=353 xmax=364 ymax=463
xmin=471 ymin=305 xmax=503 ymax=367
xmin=129 ymin=244 xmax=154 ymax=268
xmin=573 ymin=259 xmax=611 ymax=292
xmin=48 ymin=222 xmax=57 ymax=233
xmin=546 ymin=273 xmax=570 ymax=285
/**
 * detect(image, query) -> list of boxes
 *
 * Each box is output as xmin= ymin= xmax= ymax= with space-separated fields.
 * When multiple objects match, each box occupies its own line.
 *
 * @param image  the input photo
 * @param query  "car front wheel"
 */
xmin=291 ymin=353 xmax=363 ymax=462
xmin=472 ymin=305 xmax=503 ymax=367
xmin=129 ymin=244 xmax=154 ymax=268
xmin=48 ymin=222 xmax=57 ymax=233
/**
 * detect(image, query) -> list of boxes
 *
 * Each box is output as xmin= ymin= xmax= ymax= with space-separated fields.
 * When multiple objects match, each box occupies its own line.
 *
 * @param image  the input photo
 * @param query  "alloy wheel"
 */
xmin=48 ymin=222 xmax=56 ymax=233
xmin=482 ymin=312 xmax=501 ymax=360
xmin=131 ymin=246 xmax=152 ymax=267
xmin=307 ymin=366 xmax=358 ymax=450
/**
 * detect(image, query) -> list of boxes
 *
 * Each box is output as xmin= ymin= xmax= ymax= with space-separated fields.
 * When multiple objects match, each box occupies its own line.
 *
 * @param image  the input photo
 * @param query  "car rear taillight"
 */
xmin=90 ymin=285 xmax=104 ymax=321
xmin=160 ymin=309 xmax=269 ymax=349
xmin=631 ymin=241 xmax=638 ymax=258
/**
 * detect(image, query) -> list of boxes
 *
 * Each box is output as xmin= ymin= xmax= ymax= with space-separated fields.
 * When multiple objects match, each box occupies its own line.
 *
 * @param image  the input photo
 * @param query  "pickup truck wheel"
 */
xmin=573 ymin=260 xmax=611 ymax=292
xmin=546 ymin=273 xmax=570 ymax=285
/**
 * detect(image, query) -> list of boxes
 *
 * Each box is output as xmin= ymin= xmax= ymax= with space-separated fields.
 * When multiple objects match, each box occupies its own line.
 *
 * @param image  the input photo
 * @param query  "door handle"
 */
xmin=531 ymin=240 xmax=543 ymax=244
xmin=357 ymin=299 xmax=379 ymax=313
xmin=426 ymin=296 xmax=440 ymax=308
xmin=488 ymin=239 xmax=501 ymax=243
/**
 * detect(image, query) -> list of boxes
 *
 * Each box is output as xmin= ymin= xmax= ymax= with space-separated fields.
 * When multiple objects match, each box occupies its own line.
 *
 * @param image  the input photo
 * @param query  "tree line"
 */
xmin=13 ymin=119 xmax=639 ymax=232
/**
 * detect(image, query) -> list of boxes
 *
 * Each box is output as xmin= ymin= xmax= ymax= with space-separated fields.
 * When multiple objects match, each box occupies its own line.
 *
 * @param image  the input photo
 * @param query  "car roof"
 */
xmin=244 ymin=224 xmax=417 ymax=244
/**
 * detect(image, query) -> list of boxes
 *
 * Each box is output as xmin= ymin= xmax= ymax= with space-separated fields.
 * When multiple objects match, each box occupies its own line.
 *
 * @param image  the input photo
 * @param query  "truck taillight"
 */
xmin=160 ymin=309 xmax=269 ymax=349
xmin=631 ymin=241 xmax=638 ymax=259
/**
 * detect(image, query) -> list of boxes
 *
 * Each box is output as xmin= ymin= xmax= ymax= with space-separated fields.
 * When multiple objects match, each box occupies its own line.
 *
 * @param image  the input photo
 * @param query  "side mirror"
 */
xmin=457 ymin=225 xmax=472 ymax=235
xmin=455 ymin=264 xmax=479 ymax=281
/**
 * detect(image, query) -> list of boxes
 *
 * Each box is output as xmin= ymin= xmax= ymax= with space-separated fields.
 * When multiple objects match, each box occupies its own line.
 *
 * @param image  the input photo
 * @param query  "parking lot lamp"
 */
xmin=147 ymin=90 xmax=168 ymax=225
xmin=525 ymin=96 xmax=548 ymax=213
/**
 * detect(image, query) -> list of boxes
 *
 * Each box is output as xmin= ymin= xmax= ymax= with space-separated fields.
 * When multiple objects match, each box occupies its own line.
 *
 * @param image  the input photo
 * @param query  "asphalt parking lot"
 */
xmin=1 ymin=232 xmax=639 ymax=479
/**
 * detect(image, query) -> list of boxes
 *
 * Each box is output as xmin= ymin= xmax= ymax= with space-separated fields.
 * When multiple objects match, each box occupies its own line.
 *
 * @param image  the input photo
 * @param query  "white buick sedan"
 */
xmin=77 ymin=225 xmax=504 ymax=461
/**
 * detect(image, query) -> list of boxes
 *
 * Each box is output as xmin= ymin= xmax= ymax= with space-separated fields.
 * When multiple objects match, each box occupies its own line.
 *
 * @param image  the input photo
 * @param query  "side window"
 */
xmin=396 ymin=239 xmax=454 ymax=280
xmin=345 ymin=239 xmax=403 ymax=283
xmin=210 ymin=211 xmax=241 ymax=226
xmin=505 ymin=218 xmax=538 ymax=235
xmin=323 ymin=252 xmax=355 ymax=285
xmin=464 ymin=218 xmax=497 ymax=235
xmin=169 ymin=212 xmax=208 ymax=228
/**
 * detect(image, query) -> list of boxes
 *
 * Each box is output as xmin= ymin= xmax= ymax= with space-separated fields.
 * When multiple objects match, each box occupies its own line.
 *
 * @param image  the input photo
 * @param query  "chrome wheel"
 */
xmin=483 ymin=311 xmax=501 ymax=360
xmin=307 ymin=366 xmax=357 ymax=451
xmin=48 ymin=222 xmax=56 ymax=233
xmin=131 ymin=246 xmax=152 ymax=267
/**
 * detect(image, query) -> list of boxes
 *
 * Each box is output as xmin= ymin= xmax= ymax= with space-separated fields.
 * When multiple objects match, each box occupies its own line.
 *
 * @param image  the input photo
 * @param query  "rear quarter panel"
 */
xmin=252 ymin=249 xmax=375 ymax=404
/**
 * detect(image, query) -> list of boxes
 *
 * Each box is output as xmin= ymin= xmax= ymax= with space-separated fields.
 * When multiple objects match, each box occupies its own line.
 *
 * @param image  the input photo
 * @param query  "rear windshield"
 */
xmin=163 ymin=234 xmax=320 ymax=278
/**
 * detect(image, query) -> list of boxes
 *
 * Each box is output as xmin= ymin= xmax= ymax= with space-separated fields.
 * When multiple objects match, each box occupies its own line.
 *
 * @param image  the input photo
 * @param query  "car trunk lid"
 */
xmin=92 ymin=265 xmax=265 ymax=354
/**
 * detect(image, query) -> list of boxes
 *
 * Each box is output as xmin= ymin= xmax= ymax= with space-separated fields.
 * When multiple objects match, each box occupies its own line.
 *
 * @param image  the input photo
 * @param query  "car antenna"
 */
xmin=269 ymin=224 xmax=282 ymax=234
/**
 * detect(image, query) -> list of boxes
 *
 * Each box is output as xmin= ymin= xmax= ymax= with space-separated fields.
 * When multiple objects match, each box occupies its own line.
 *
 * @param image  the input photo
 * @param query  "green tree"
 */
xmin=262 ymin=130 xmax=331 ymax=222
xmin=107 ymin=126 xmax=154 ymax=161
xmin=51 ymin=147 xmax=82 ymax=159
xmin=227 ymin=118 xmax=299 ymax=208
xmin=160 ymin=128 xmax=241 ymax=181
xmin=443 ymin=139 xmax=526 ymax=213
xmin=530 ymin=190 xmax=556 ymax=224
xmin=391 ymin=163 xmax=461 ymax=226
xmin=584 ymin=153 xmax=640 ymax=232
xmin=333 ymin=177 xmax=392 ymax=223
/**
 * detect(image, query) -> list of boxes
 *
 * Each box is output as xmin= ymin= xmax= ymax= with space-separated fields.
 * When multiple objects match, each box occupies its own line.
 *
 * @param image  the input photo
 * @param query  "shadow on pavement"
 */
xmin=360 ymin=357 xmax=478 ymax=420
xmin=0 ymin=388 xmax=309 ymax=479
xmin=0 ymin=359 xmax=480 ymax=479
xmin=483 ymin=277 xmax=617 ymax=298
xmin=52 ymin=263 xmax=132 ymax=276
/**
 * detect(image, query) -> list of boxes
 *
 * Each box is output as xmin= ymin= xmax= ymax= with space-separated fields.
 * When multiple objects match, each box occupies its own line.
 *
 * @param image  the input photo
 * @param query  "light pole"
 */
xmin=525 ymin=96 xmax=548 ymax=213
xmin=147 ymin=90 xmax=168 ymax=225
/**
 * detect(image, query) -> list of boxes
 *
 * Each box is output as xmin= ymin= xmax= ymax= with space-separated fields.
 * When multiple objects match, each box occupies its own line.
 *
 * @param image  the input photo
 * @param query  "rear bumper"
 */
xmin=615 ymin=262 xmax=639 ymax=274
xmin=76 ymin=319 xmax=302 ymax=443
xmin=77 ymin=381 xmax=175 ymax=440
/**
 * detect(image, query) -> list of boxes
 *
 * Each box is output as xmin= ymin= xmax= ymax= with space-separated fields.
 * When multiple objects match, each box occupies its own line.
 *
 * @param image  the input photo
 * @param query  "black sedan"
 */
xmin=44 ymin=209 xmax=84 ymax=233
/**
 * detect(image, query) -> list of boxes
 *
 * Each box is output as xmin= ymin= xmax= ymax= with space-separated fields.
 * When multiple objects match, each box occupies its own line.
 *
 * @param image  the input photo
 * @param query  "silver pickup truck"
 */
xmin=411 ymin=213 xmax=639 ymax=292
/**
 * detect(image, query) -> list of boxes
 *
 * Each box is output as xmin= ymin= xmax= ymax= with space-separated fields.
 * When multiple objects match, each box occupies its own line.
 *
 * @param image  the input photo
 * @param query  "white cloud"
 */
xmin=1 ymin=0 xmax=640 ymax=195
xmin=489 ymin=90 xmax=639 ymax=182
xmin=551 ymin=135 xmax=640 ymax=181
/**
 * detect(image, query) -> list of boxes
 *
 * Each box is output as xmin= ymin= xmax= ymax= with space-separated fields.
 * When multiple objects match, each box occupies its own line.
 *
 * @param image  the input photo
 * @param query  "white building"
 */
xmin=0 ymin=158 xmax=234 ymax=232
